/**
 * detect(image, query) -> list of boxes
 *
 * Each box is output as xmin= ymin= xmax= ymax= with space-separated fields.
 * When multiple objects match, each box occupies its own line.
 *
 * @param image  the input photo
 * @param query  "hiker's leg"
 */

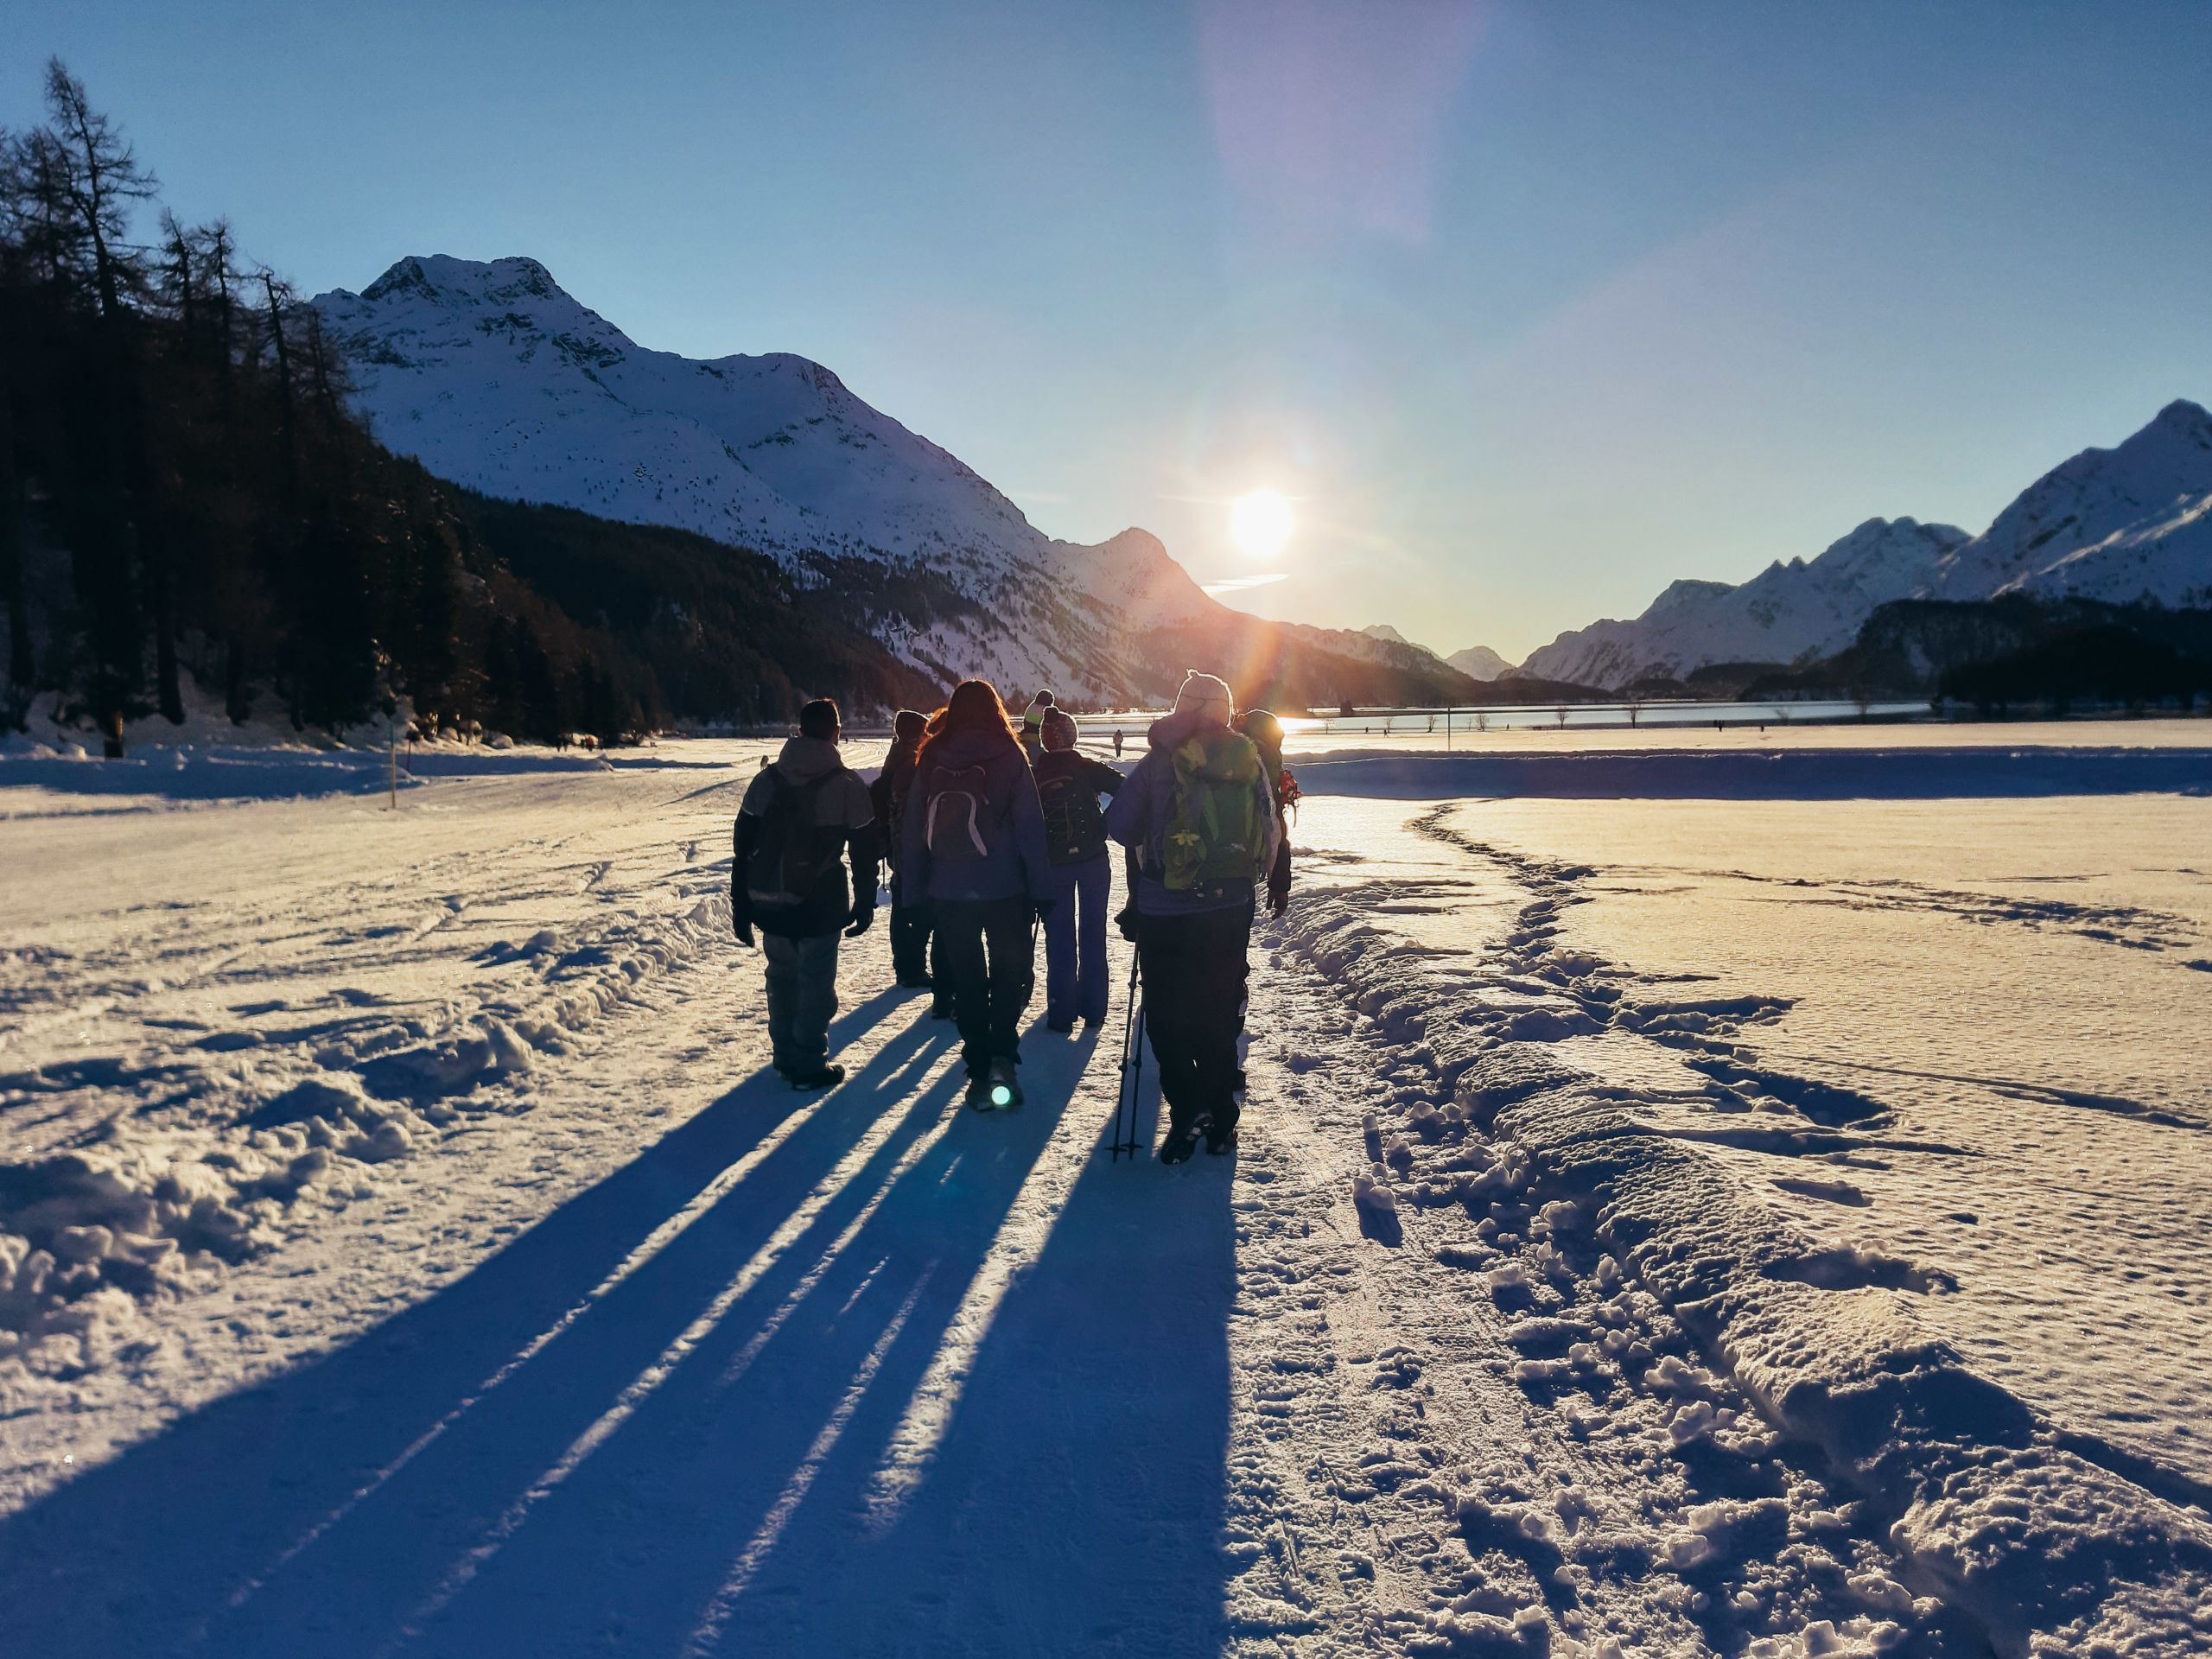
xmin=760 ymin=931 xmax=798 ymax=1072
xmin=1074 ymin=855 xmax=1110 ymax=1023
xmin=1138 ymin=914 xmax=1203 ymax=1136
xmin=980 ymin=894 xmax=1036 ymax=1064
xmin=1190 ymin=904 xmax=1251 ymax=1134
xmin=1040 ymin=865 xmax=1078 ymax=1023
xmin=890 ymin=868 xmax=929 ymax=983
xmin=934 ymin=900 xmax=990 ymax=1077
xmin=791 ymin=931 xmax=840 ymax=1070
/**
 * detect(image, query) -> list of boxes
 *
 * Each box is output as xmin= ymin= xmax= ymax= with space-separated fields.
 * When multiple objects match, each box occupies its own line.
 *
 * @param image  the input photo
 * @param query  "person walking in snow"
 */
xmin=1033 ymin=708 xmax=1124 ymax=1031
xmin=901 ymin=680 xmax=1054 ymax=1109
xmin=1106 ymin=671 xmax=1280 ymax=1162
xmin=870 ymin=709 xmax=937 ymax=994
xmin=732 ymin=699 xmax=880 ymax=1089
xmin=1020 ymin=689 xmax=1055 ymax=761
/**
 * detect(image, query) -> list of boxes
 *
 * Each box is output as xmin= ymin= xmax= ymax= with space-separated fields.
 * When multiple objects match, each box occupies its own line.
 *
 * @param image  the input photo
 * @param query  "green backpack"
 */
xmin=1162 ymin=729 xmax=1269 ymax=892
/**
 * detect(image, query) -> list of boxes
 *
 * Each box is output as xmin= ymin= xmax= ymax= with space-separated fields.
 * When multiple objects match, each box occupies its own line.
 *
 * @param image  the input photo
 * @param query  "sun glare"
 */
xmin=1229 ymin=490 xmax=1295 ymax=560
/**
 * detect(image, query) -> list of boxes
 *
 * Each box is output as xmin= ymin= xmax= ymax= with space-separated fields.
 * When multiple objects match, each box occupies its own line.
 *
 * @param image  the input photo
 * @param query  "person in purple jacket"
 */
xmin=900 ymin=680 xmax=1055 ymax=1109
xmin=1106 ymin=671 xmax=1281 ymax=1162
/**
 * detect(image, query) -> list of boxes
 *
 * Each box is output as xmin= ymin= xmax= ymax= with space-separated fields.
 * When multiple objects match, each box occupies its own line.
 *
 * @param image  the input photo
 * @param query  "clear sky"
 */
xmin=8 ymin=2 xmax=2211 ymax=660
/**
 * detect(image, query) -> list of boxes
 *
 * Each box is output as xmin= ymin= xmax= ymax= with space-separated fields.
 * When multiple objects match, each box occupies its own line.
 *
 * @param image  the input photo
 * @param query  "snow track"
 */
xmin=1275 ymin=810 xmax=2212 ymax=1656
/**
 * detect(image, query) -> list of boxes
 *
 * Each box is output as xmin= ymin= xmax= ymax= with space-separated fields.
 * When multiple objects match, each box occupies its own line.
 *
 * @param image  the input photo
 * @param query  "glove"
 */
xmin=1114 ymin=906 xmax=1140 ymax=943
xmin=1033 ymin=899 xmax=1056 ymax=924
xmin=845 ymin=899 xmax=876 ymax=938
xmin=1268 ymin=868 xmax=1291 ymax=918
xmin=733 ymin=918 xmax=755 ymax=948
xmin=730 ymin=885 xmax=754 ymax=947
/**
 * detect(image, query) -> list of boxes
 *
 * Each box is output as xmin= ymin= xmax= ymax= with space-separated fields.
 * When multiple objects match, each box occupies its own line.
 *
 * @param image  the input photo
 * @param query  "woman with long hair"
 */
xmin=899 ymin=680 xmax=1052 ymax=1109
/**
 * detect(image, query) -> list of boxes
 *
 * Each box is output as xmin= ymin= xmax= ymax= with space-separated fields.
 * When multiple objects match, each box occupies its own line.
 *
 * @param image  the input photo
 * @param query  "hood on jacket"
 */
xmin=772 ymin=734 xmax=846 ymax=783
xmin=1145 ymin=706 xmax=1229 ymax=751
xmin=925 ymin=724 xmax=1021 ymax=771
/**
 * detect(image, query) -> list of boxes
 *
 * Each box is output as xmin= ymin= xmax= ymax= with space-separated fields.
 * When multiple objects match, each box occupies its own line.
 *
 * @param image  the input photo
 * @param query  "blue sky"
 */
xmin=8 ymin=1 xmax=2210 ymax=659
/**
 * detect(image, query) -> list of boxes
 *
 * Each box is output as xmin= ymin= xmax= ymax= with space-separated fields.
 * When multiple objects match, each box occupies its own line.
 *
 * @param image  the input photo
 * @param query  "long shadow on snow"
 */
xmin=0 ymin=988 xmax=942 ymax=1657
xmin=397 ymin=1023 xmax=1236 ymax=1658
xmin=715 ymin=1044 xmax=1237 ymax=1657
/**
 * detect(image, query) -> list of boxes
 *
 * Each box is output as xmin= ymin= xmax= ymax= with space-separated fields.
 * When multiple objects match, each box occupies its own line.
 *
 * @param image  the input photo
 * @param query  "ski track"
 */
xmin=1 ymin=759 xmax=2208 ymax=1656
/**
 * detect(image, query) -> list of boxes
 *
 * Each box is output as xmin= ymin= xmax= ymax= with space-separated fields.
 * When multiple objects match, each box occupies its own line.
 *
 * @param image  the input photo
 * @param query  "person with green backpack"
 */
xmin=1104 ymin=671 xmax=1281 ymax=1163
xmin=731 ymin=699 xmax=881 ymax=1089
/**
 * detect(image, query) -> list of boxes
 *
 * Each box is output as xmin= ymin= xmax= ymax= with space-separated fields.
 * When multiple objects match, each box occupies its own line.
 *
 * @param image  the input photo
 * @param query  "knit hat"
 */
xmin=893 ymin=708 xmax=927 ymax=741
xmin=1041 ymin=708 xmax=1078 ymax=751
xmin=1022 ymin=690 xmax=1054 ymax=731
xmin=1171 ymin=671 xmax=1234 ymax=722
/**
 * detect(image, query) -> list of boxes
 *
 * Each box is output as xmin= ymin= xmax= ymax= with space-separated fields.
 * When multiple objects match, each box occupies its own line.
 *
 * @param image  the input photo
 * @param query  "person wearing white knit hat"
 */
xmin=1104 ymin=669 xmax=1281 ymax=1163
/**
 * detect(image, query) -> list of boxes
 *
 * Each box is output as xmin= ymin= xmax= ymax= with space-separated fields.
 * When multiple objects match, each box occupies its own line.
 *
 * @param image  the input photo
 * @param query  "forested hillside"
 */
xmin=0 ymin=63 xmax=931 ymax=747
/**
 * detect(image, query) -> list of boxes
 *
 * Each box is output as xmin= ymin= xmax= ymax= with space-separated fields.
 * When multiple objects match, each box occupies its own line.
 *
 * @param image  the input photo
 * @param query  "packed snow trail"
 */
xmin=3 ymin=737 xmax=2209 ymax=1656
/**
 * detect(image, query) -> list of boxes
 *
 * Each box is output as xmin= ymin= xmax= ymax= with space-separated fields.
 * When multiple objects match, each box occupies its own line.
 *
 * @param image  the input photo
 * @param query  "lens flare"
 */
xmin=1229 ymin=490 xmax=1295 ymax=560
xmin=989 ymin=1084 xmax=1014 ymax=1108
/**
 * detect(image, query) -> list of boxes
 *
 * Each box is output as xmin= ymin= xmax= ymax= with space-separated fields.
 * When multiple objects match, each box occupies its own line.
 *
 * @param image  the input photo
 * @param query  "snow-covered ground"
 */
xmin=2 ymin=728 xmax=2208 ymax=1656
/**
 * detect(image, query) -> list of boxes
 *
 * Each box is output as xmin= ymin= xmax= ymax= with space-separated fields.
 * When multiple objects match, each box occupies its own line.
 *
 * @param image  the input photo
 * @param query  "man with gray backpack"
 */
xmin=1105 ymin=671 xmax=1281 ymax=1163
xmin=732 ymin=699 xmax=880 ymax=1089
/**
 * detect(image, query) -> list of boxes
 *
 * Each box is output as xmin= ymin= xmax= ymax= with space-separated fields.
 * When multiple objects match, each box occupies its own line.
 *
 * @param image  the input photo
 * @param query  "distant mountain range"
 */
xmin=1522 ymin=401 xmax=2212 ymax=690
xmin=1358 ymin=626 xmax=1516 ymax=682
xmin=315 ymin=257 xmax=1485 ymax=711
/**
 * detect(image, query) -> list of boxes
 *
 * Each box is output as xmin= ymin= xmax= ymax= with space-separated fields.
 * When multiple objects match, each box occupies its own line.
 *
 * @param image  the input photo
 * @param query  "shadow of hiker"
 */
xmin=365 ymin=1022 xmax=1149 ymax=1656
xmin=709 ymin=1027 xmax=1241 ymax=1657
xmin=0 ymin=992 xmax=946 ymax=1659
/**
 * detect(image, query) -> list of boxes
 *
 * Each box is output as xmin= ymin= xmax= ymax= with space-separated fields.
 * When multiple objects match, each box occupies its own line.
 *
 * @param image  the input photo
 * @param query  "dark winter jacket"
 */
xmin=1032 ymin=749 xmax=1125 ymax=867
xmin=869 ymin=736 xmax=924 ymax=870
xmin=733 ymin=736 xmax=880 ymax=938
xmin=1104 ymin=708 xmax=1281 ymax=918
xmin=899 ymin=726 xmax=1052 ymax=905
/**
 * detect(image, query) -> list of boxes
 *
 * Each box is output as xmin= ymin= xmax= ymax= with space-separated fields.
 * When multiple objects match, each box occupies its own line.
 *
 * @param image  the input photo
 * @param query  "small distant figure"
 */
xmin=731 ymin=698 xmax=880 ymax=1090
xmin=1112 ymin=728 xmax=1125 ymax=759
xmin=1020 ymin=689 xmax=1054 ymax=761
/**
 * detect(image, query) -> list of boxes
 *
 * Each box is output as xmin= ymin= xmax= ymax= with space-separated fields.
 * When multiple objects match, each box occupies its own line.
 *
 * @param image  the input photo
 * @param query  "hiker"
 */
xmin=1112 ymin=728 xmax=1125 ymax=758
xmin=1033 ymin=707 xmax=1124 ymax=1031
xmin=870 ymin=709 xmax=938 ymax=995
xmin=901 ymin=680 xmax=1054 ymax=1109
xmin=1020 ymin=689 xmax=1055 ymax=760
xmin=1236 ymin=709 xmax=1298 ymax=919
xmin=1106 ymin=671 xmax=1280 ymax=1163
xmin=731 ymin=699 xmax=880 ymax=1089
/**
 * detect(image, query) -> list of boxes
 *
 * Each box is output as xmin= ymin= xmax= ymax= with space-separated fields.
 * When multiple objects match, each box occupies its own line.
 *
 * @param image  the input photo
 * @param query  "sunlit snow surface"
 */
xmin=1 ymin=721 xmax=2208 ymax=1656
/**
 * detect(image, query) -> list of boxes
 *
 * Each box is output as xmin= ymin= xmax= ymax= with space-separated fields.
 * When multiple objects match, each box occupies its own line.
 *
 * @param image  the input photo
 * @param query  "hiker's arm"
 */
xmin=1011 ymin=762 xmax=1053 ymax=898
xmin=730 ymin=812 xmax=760 ymax=944
xmin=1103 ymin=759 xmax=1147 ymax=848
xmin=1088 ymin=757 xmax=1124 ymax=798
xmin=899 ymin=773 xmax=931 ymax=899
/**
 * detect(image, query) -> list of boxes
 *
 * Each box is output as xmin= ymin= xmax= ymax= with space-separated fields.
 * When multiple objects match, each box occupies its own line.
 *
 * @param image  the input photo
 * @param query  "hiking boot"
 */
xmin=787 ymin=1063 xmax=845 ymax=1091
xmin=930 ymin=997 xmax=954 ymax=1020
xmin=985 ymin=1058 xmax=1024 ymax=1109
xmin=1158 ymin=1125 xmax=1200 ymax=1166
xmin=965 ymin=1074 xmax=996 ymax=1111
xmin=1205 ymin=1124 xmax=1238 ymax=1155
xmin=1046 ymin=1015 xmax=1075 ymax=1035
xmin=898 ymin=975 xmax=933 ymax=990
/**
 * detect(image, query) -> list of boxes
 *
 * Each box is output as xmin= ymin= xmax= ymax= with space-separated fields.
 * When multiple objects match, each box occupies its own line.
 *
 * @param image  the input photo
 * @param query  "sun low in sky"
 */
xmin=1230 ymin=489 xmax=1295 ymax=560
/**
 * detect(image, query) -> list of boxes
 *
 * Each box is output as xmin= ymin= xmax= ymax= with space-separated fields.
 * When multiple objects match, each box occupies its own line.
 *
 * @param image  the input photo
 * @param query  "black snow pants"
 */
xmin=1135 ymin=899 xmax=1253 ymax=1139
xmin=933 ymin=895 xmax=1036 ymax=1078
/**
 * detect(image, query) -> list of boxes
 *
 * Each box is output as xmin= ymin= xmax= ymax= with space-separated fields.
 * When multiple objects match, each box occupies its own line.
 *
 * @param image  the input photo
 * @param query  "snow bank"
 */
xmin=1281 ymin=888 xmax=2212 ymax=1656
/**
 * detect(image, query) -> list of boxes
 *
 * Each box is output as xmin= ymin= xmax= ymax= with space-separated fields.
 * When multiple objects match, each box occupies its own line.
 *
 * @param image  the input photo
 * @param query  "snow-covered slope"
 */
xmin=1445 ymin=645 xmax=1514 ymax=681
xmin=1522 ymin=518 xmax=1968 ymax=690
xmin=1522 ymin=402 xmax=2212 ymax=693
xmin=313 ymin=256 xmax=1212 ymax=700
xmin=1935 ymin=398 xmax=2212 ymax=608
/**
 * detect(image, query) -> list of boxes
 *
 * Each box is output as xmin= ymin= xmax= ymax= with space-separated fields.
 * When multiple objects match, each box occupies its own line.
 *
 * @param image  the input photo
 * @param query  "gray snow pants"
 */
xmin=762 ymin=930 xmax=841 ymax=1072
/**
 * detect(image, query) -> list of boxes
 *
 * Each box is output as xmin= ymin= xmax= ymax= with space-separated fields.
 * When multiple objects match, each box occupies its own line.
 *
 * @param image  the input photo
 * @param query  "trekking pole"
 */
xmin=1111 ymin=947 xmax=1145 ymax=1160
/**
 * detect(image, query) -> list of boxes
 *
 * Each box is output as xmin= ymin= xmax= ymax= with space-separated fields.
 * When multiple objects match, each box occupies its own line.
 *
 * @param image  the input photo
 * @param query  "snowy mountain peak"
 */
xmin=311 ymin=255 xmax=1234 ymax=696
